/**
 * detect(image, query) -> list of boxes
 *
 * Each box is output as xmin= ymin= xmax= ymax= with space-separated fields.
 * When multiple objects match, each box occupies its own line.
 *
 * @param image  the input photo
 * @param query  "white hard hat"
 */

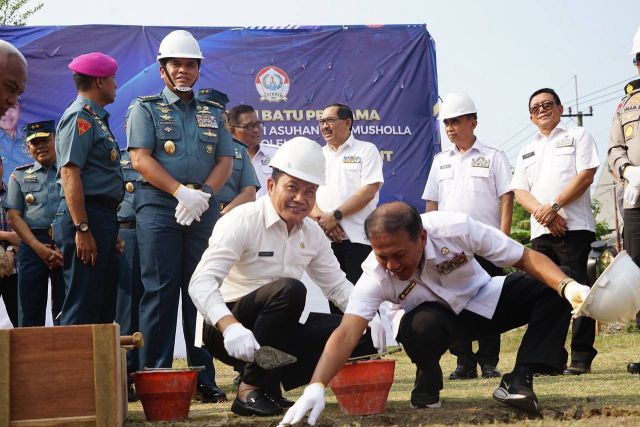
xmin=269 ymin=137 xmax=325 ymax=185
xmin=440 ymin=92 xmax=477 ymax=120
xmin=574 ymin=250 xmax=640 ymax=322
xmin=157 ymin=30 xmax=203 ymax=61
xmin=632 ymin=26 xmax=640 ymax=55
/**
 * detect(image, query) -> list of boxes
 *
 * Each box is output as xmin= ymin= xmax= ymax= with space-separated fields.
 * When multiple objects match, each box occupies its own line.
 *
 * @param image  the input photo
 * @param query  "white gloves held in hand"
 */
xmin=222 ymin=322 xmax=260 ymax=362
xmin=563 ymin=280 xmax=590 ymax=310
xmin=173 ymin=184 xmax=211 ymax=220
xmin=175 ymin=203 xmax=196 ymax=226
xmin=368 ymin=313 xmax=387 ymax=354
xmin=624 ymin=165 xmax=640 ymax=189
xmin=624 ymin=185 xmax=640 ymax=206
xmin=279 ymin=383 xmax=326 ymax=426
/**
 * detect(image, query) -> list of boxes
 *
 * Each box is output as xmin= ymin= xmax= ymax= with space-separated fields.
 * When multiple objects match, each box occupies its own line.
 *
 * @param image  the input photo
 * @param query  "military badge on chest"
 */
xmin=436 ymin=251 xmax=468 ymax=275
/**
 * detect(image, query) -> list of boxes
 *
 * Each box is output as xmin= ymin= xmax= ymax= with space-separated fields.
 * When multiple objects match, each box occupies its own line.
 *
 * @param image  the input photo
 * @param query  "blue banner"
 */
xmin=0 ymin=24 xmax=439 ymax=208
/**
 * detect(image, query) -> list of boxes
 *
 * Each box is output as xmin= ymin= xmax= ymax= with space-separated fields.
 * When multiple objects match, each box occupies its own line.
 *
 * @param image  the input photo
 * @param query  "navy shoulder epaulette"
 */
xmin=15 ymin=163 xmax=34 ymax=171
xmin=137 ymin=94 xmax=163 ymax=102
xmin=197 ymin=88 xmax=229 ymax=108
xmin=82 ymin=104 xmax=97 ymax=116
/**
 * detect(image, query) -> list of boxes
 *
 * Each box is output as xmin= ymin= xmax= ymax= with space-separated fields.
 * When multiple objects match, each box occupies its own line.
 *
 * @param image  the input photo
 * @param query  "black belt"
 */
xmin=118 ymin=221 xmax=136 ymax=229
xmin=85 ymin=195 xmax=120 ymax=213
xmin=141 ymin=182 xmax=201 ymax=191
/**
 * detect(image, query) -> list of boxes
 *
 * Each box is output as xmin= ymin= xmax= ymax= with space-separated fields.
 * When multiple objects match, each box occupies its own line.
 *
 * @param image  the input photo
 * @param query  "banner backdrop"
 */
xmin=0 ymin=24 xmax=439 ymax=208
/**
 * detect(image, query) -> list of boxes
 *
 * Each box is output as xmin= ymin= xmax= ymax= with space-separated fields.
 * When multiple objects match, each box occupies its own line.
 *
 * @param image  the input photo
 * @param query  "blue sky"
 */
xmin=28 ymin=0 xmax=639 ymax=167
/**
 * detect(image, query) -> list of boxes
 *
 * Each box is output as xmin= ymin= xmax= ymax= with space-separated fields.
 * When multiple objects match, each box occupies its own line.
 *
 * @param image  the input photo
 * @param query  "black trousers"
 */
xmin=449 ymin=256 xmax=502 ymax=368
xmin=328 ymin=240 xmax=372 ymax=314
xmin=396 ymin=272 xmax=571 ymax=394
xmin=531 ymin=230 xmax=596 ymax=364
xmin=0 ymin=273 xmax=17 ymax=327
xmin=623 ymin=208 xmax=640 ymax=328
xmin=203 ymin=278 xmax=375 ymax=391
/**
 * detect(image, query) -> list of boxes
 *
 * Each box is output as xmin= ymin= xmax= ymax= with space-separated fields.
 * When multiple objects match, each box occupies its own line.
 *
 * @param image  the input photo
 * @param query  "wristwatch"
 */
xmin=6 ymin=246 xmax=14 ymax=254
xmin=202 ymin=184 xmax=215 ymax=197
xmin=74 ymin=221 xmax=89 ymax=232
xmin=333 ymin=209 xmax=343 ymax=221
xmin=620 ymin=163 xmax=633 ymax=180
xmin=551 ymin=203 xmax=561 ymax=213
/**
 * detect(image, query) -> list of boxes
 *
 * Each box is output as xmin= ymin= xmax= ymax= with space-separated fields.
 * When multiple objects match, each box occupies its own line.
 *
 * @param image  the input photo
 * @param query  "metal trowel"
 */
xmin=255 ymin=346 xmax=297 ymax=370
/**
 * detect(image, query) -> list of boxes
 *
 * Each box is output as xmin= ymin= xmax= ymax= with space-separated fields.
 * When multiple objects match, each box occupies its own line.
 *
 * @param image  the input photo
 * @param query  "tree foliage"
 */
xmin=0 ymin=0 xmax=43 ymax=26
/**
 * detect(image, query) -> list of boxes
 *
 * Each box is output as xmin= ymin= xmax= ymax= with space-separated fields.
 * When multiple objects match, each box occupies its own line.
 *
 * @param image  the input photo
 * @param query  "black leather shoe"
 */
xmin=127 ymin=382 xmax=139 ymax=403
xmin=448 ymin=365 xmax=478 ymax=380
xmin=195 ymin=383 xmax=227 ymax=403
xmin=265 ymin=389 xmax=295 ymax=408
xmin=562 ymin=361 xmax=591 ymax=375
xmin=627 ymin=362 xmax=640 ymax=374
xmin=231 ymin=390 xmax=283 ymax=416
xmin=481 ymin=365 xmax=502 ymax=378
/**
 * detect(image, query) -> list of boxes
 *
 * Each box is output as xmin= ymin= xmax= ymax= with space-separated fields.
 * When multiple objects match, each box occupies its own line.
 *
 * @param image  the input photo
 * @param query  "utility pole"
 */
xmin=562 ymin=75 xmax=594 ymax=126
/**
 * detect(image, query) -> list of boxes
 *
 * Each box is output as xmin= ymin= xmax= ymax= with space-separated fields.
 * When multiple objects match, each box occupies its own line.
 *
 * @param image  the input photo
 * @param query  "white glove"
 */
xmin=175 ymin=202 xmax=196 ymax=226
xmin=222 ymin=322 xmax=260 ymax=362
xmin=368 ymin=313 xmax=387 ymax=354
xmin=624 ymin=165 xmax=640 ymax=189
xmin=279 ymin=383 xmax=326 ymax=426
xmin=173 ymin=184 xmax=211 ymax=218
xmin=624 ymin=185 xmax=640 ymax=206
xmin=564 ymin=281 xmax=590 ymax=310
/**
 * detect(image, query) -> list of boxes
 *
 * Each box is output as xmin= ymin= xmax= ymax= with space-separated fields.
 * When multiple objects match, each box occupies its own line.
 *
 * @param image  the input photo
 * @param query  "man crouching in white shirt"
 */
xmin=189 ymin=137 xmax=378 ymax=418
xmin=280 ymin=201 xmax=591 ymax=425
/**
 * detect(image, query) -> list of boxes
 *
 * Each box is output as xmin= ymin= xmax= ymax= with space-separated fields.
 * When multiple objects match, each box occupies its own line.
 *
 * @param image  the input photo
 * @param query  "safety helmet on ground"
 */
xmin=269 ymin=137 xmax=325 ymax=185
xmin=440 ymin=92 xmax=477 ymax=120
xmin=632 ymin=26 xmax=640 ymax=55
xmin=574 ymin=250 xmax=640 ymax=322
xmin=157 ymin=30 xmax=203 ymax=61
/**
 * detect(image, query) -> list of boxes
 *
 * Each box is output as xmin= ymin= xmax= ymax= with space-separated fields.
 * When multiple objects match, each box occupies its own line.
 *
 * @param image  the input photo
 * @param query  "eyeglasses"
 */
xmin=634 ymin=57 xmax=640 ymax=66
xmin=317 ymin=117 xmax=345 ymax=126
xmin=529 ymin=100 xmax=556 ymax=115
xmin=232 ymin=121 xmax=263 ymax=131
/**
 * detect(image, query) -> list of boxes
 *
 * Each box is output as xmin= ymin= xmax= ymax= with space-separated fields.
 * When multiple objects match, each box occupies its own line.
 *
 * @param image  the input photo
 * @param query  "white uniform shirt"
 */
xmin=345 ymin=211 xmax=525 ymax=321
xmin=189 ymin=196 xmax=354 ymax=326
xmin=422 ymin=140 xmax=512 ymax=229
xmin=251 ymin=144 xmax=278 ymax=198
xmin=316 ymin=134 xmax=384 ymax=245
xmin=510 ymin=122 xmax=599 ymax=239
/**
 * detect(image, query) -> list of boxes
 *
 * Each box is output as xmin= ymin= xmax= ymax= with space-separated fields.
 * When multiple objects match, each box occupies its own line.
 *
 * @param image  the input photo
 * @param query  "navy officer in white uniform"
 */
xmin=281 ymin=201 xmax=591 ymax=425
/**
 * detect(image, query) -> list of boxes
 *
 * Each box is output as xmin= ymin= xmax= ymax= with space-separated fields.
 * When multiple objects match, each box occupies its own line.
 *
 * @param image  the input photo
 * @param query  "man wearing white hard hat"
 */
xmin=189 ymin=137 xmax=376 ymax=417
xmin=423 ymin=92 xmax=512 ymax=381
xmin=511 ymin=88 xmax=599 ymax=376
xmin=127 ymin=30 xmax=234 ymax=402
xmin=606 ymin=25 xmax=640 ymax=375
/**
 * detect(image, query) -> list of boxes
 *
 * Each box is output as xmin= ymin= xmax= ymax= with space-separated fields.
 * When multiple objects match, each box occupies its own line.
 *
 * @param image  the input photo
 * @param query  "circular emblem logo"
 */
xmin=255 ymin=66 xmax=290 ymax=103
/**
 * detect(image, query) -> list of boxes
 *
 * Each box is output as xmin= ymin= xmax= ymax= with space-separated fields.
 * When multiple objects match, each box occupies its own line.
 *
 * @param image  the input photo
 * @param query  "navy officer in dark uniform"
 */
xmin=54 ymin=52 xmax=124 ymax=325
xmin=217 ymin=130 xmax=260 ymax=215
xmin=127 ymin=30 xmax=233 ymax=402
xmin=5 ymin=120 xmax=64 ymax=326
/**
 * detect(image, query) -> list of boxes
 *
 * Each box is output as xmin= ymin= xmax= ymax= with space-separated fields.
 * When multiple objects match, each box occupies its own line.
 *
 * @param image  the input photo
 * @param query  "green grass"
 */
xmin=126 ymin=326 xmax=640 ymax=426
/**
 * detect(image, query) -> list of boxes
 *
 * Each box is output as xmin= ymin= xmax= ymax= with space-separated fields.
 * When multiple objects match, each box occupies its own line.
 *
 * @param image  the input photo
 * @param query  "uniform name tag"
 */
xmin=196 ymin=114 xmax=218 ymax=129
xmin=440 ymin=164 xmax=451 ymax=169
xmin=23 ymin=174 xmax=38 ymax=183
xmin=471 ymin=156 xmax=490 ymax=168
xmin=555 ymin=135 xmax=574 ymax=148
xmin=258 ymin=251 xmax=274 ymax=257
xmin=343 ymin=155 xmax=361 ymax=163
xmin=436 ymin=252 xmax=468 ymax=275
xmin=522 ymin=152 xmax=535 ymax=160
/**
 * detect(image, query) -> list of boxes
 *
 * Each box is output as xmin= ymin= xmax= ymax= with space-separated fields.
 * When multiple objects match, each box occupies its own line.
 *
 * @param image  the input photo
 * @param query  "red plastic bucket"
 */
xmin=132 ymin=369 xmax=197 ymax=421
xmin=328 ymin=359 xmax=395 ymax=415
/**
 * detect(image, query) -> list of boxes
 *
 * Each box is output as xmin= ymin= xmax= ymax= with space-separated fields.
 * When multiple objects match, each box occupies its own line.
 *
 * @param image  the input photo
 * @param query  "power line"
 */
xmin=563 ymin=75 xmax=636 ymax=106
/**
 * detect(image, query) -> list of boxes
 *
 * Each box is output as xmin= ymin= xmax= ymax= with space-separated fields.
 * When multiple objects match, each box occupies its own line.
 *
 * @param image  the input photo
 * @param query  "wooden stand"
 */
xmin=0 ymin=324 xmax=125 ymax=426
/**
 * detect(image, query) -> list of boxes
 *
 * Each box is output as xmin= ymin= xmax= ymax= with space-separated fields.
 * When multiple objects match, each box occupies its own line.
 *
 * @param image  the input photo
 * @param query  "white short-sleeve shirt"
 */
xmin=251 ymin=144 xmax=279 ymax=198
xmin=345 ymin=211 xmax=525 ymax=322
xmin=189 ymin=196 xmax=354 ymax=326
xmin=316 ymin=134 xmax=384 ymax=245
xmin=422 ymin=140 xmax=512 ymax=229
xmin=510 ymin=122 xmax=600 ymax=239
